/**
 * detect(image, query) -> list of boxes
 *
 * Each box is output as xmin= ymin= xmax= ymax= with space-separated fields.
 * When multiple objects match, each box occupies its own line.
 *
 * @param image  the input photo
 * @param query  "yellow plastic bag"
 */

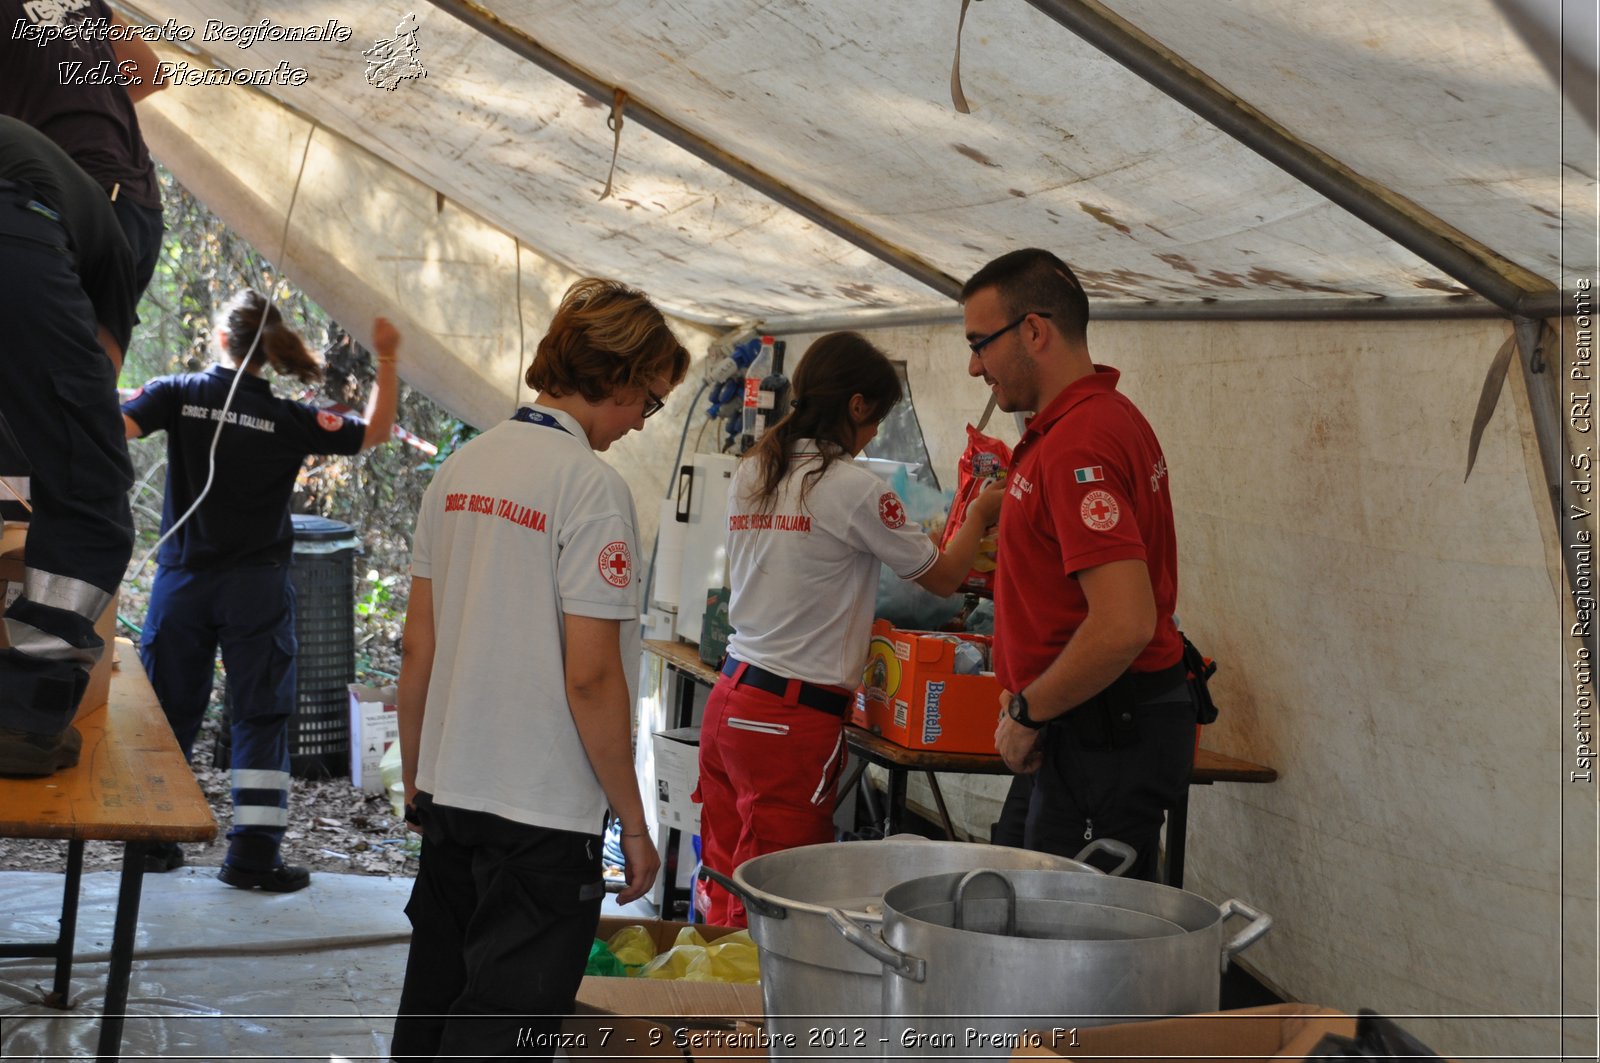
xmin=639 ymin=927 xmax=760 ymax=984
xmin=605 ymin=924 xmax=658 ymax=972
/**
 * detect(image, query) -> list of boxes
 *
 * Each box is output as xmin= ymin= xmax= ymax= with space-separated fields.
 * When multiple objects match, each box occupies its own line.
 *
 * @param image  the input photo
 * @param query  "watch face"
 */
xmin=1009 ymin=696 xmax=1025 ymax=722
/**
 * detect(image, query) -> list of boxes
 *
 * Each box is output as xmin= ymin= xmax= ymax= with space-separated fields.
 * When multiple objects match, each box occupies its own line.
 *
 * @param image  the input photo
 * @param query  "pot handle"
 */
xmin=697 ymin=865 xmax=788 ymax=921
xmin=1070 ymin=838 xmax=1137 ymax=876
xmin=826 ymin=908 xmax=926 ymax=983
xmin=1217 ymin=898 xmax=1273 ymax=971
xmin=951 ymin=869 xmax=1018 ymax=936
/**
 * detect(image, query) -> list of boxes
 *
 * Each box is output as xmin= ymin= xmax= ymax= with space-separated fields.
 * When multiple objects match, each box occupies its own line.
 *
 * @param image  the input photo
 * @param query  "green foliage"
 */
xmin=124 ymin=165 xmax=459 ymax=675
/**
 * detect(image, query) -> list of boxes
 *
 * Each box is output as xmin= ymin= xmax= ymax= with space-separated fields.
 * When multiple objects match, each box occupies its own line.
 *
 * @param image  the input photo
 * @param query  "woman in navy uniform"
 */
xmin=121 ymin=290 xmax=400 ymax=890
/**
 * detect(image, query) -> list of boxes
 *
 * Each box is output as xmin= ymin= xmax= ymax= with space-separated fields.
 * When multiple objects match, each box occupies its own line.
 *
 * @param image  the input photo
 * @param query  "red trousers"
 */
xmin=694 ymin=673 xmax=847 ymax=927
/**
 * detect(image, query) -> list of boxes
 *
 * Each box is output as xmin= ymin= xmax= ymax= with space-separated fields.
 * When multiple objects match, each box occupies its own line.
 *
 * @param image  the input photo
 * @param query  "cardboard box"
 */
xmin=347 ymin=683 xmax=399 ymax=792
xmin=0 ymin=527 xmax=118 ymax=721
xmin=577 ymin=916 xmax=761 ymax=1018
xmin=653 ymin=727 xmax=702 ymax=834
xmin=562 ymin=916 xmax=766 ymax=1059
xmin=858 ymin=618 xmax=1001 ymax=753
xmin=1009 ymin=1004 xmax=1355 ymax=1061
xmin=562 ymin=1008 xmax=773 ymax=1060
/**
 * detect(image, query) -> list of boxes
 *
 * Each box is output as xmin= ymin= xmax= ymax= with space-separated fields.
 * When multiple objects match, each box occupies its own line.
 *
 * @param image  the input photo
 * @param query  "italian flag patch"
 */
xmin=1073 ymin=466 xmax=1104 ymax=483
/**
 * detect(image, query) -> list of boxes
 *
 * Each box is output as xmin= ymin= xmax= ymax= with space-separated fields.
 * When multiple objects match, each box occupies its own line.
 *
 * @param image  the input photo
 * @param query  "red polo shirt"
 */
xmin=992 ymin=365 xmax=1182 ymax=693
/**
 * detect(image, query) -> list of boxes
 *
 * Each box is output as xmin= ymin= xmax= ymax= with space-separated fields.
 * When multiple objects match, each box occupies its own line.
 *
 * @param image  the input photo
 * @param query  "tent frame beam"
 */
xmin=754 ymin=294 xmax=1561 ymax=336
xmin=1025 ymin=0 xmax=1562 ymax=319
xmin=1513 ymin=317 xmax=1597 ymax=661
xmin=426 ymin=0 xmax=963 ymax=300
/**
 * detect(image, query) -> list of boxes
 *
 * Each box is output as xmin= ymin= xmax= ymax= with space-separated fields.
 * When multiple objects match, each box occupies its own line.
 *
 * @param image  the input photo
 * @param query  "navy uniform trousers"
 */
xmin=139 ymin=562 xmax=296 ymax=870
xmin=0 ymin=180 xmax=133 ymax=734
xmin=1026 ymin=682 xmax=1198 ymax=882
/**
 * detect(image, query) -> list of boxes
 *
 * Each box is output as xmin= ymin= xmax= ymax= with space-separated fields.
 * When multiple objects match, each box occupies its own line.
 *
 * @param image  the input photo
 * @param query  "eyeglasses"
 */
xmin=968 ymin=311 xmax=1051 ymax=356
xmin=642 ymin=389 xmax=666 ymax=419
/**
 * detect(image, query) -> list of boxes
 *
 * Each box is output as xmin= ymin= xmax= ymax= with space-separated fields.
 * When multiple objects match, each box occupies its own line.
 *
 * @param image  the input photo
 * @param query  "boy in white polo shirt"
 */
xmin=391 ymin=278 xmax=686 ymax=1060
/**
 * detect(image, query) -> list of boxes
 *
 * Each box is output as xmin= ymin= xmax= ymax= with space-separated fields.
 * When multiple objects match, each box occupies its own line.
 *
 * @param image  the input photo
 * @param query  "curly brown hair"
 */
xmin=526 ymin=278 xmax=690 ymax=401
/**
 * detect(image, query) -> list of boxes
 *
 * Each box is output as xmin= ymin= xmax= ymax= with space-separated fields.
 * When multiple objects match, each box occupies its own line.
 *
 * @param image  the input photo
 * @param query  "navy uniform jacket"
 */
xmin=123 ymin=366 xmax=364 ymax=568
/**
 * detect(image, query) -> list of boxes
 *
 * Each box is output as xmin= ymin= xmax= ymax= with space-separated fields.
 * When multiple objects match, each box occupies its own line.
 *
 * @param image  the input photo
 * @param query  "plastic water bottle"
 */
xmin=740 ymin=335 xmax=776 ymax=450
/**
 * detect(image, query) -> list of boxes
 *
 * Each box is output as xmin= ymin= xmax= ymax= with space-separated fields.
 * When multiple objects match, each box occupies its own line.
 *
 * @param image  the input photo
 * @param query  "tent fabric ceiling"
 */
xmin=120 ymin=0 xmax=1589 ymax=330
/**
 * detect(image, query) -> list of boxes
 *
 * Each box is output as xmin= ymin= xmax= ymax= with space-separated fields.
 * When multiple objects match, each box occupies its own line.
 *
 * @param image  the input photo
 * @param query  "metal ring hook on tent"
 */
xmin=950 ymin=0 xmax=984 ymax=114
xmin=600 ymin=87 xmax=627 ymax=200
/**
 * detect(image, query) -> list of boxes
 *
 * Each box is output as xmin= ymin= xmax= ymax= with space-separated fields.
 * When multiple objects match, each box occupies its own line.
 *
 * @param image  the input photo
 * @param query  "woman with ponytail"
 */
xmin=121 ymin=290 xmax=400 ymax=891
xmin=696 ymin=331 xmax=1004 ymax=927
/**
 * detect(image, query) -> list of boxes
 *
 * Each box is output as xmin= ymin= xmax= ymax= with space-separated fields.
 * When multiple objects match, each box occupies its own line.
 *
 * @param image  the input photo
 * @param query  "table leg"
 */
xmin=885 ymin=768 xmax=906 ymax=836
xmin=44 ymin=839 xmax=85 ymax=1008
xmin=923 ymin=771 xmax=956 ymax=840
xmin=1165 ymin=791 xmax=1188 ymax=889
xmin=96 ymin=841 xmax=148 ymax=1063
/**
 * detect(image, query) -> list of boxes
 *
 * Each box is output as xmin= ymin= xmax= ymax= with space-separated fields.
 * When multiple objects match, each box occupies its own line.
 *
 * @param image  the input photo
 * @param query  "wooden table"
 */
xmin=644 ymin=638 xmax=721 ymax=687
xmin=0 ymin=639 xmax=216 ymax=1062
xmin=844 ymin=725 xmax=1277 ymax=888
xmin=639 ymin=639 xmax=1278 ymax=888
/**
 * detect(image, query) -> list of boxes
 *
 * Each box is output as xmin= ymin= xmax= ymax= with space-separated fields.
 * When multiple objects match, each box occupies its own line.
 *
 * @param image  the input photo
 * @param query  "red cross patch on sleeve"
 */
xmin=1080 ymin=489 xmax=1120 ymax=531
xmin=316 ymin=410 xmax=344 ymax=433
xmin=598 ymin=541 xmax=632 ymax=587
xmin=878 ymin=492 xmax=906 ymax=529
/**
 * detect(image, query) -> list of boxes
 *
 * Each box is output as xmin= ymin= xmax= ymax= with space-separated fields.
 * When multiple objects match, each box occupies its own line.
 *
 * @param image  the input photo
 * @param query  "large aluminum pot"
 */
xmin=829 ymin=868 xmax=1272 ymax=1057
xmin=698 ymin=838 xmax=1133 ymax=1058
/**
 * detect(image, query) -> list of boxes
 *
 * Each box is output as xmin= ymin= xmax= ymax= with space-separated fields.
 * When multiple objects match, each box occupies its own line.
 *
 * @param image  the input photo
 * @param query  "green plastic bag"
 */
xmin=584 ymin=938 xmax=626 ymax=977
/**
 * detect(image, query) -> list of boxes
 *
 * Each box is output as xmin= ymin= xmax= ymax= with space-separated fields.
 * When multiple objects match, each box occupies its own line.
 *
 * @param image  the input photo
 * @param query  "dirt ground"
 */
xmin=0 ymin=706 xmax=418 ymax=881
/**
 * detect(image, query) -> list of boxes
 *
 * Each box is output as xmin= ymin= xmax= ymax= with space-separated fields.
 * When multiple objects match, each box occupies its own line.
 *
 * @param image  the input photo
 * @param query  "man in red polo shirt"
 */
xmin=965 ymin=248 xmax=1195 ymax=882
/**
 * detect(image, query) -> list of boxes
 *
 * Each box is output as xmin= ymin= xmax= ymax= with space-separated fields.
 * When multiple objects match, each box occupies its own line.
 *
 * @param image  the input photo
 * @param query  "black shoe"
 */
xmin=218 ymin=862 xmax=311 ymax=893
xmin=0 ymin=724 xmax=82 ymax=777
xmin=143 ymin=842 xmax=184 ymax=873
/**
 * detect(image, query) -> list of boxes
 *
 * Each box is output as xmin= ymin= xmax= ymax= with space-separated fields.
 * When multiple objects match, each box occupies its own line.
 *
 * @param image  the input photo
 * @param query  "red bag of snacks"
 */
xmin=939 ymin=424 xmax=1011 ymax=594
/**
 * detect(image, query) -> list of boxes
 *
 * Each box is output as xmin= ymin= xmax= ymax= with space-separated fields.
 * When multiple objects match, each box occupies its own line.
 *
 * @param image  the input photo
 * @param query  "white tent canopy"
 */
xmin=99 ymin=2 xmax=1597 ymax=1059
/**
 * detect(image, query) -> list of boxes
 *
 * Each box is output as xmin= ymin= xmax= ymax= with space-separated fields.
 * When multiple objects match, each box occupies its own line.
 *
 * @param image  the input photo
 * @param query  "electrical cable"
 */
xmin=125 ymin=124 xmax=318 ymax=584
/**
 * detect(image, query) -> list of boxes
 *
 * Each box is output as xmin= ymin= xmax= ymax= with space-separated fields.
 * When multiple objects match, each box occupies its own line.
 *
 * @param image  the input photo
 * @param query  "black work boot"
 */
xmin=0 ymin=724 xmax=82 ymax=777
xmin=143 ymin=842 xmax=185 ymax=873
xmin=218 ymin=862 xmax=311 ymax=893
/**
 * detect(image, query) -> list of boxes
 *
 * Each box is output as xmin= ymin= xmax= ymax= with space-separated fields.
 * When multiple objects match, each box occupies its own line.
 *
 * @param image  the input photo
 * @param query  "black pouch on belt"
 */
xmin=1181 ymin=634 xmax=1220 ymax=725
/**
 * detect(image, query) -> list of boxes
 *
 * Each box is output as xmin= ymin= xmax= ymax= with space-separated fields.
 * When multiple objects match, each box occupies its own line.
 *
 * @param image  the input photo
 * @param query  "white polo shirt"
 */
xmin=410 ymin=407 xmax=641 ymax=834
xmin=724 ymin=442 xmax=937 ymax=688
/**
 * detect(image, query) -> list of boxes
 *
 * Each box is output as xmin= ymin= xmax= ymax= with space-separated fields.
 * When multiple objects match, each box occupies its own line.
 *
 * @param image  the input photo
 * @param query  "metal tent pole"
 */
xmin=1024 ymin=0 xmax=1561 ymax=320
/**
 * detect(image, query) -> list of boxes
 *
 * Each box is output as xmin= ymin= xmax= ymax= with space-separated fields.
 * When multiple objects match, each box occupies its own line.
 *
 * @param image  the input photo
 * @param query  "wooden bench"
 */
xmin=0 ymin=637 xmax=216 ymax=1062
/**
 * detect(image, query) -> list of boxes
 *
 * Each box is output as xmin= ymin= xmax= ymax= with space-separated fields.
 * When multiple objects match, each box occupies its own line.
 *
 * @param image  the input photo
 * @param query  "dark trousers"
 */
xmin=140 ymin=563 xmax=296 ymax=869
xmin=392 ymin=793 xmax=605 ymax=1062
xmin=1026 ymin=684 xmax=1197 ymax=882
xmin=0 ymin=181 xmax=133 ymax=733
xmin=109 ymin=196 xmax=163 ymax=308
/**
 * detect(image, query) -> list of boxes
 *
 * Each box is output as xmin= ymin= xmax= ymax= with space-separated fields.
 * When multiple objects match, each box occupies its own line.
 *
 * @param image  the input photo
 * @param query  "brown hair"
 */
xmin=526 ymin=277 xmax=690 ymax=402
xmin=746 ymin=331 xmax=902 ymax=511
xmin=217 ymin=290 xmax=323 ymax=384
xmin=961 ymin=248 xmax=1090 ymax=344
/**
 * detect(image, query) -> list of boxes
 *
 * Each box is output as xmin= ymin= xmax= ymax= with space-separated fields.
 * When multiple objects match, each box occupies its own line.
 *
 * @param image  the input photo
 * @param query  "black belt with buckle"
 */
xmin=721 ymin=658 xmax=851 ymax=718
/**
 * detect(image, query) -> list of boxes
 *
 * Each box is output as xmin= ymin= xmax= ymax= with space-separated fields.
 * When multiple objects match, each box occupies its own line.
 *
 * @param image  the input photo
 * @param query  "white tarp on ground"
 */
xmin=0 ymin=870 xmax=414 ymax=1060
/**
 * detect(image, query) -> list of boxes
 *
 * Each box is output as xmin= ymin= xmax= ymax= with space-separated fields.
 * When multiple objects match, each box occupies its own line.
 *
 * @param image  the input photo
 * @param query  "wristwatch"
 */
xmin=1007 ymin=689 xmax=1047 ymax=729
